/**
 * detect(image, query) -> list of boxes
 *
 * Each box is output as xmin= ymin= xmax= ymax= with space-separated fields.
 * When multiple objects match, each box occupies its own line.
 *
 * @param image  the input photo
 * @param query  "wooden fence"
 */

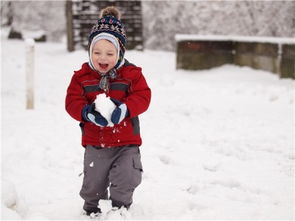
xmin=176 ymin=35 xmax=295 ymax=79
xmin=66 ymin=0 xmax=143 ymax=52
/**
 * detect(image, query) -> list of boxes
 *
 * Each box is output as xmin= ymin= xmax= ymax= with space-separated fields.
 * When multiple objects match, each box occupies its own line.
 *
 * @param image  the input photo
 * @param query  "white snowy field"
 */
xmin=1 ymin=35 xmax=295 ymax=220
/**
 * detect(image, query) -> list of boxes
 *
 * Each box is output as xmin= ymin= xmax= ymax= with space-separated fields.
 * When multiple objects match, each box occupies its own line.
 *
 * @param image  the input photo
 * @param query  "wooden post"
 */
xmin=66 ymin=0 xmax=74 ymax=52
xmin=25 ymin=38 xmax=35 ymax=109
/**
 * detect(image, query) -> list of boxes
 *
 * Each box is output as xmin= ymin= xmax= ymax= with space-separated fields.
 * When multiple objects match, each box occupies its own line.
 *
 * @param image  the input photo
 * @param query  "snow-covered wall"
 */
xmin=1 ymin=1 xmax=295 ymax=50
xmin=175 ymin=35 xmax=295 ymax=78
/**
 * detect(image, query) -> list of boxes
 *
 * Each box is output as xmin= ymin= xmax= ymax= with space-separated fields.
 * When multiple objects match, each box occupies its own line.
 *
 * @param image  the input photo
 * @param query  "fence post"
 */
xmin=25 ymin=38 xmax=35 ymax=109
xmin=66 ymin=0 xmax=74 ymax=52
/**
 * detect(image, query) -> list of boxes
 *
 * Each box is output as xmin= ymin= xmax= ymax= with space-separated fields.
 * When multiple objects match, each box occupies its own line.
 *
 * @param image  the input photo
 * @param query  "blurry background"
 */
xmin=1 ymin=0 xmax=295 ymax=51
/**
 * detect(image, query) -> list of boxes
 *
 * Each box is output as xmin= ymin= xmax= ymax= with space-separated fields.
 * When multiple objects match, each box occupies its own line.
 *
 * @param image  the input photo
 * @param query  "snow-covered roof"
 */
xmin=175 ymin=34 xmax=295 ymax=44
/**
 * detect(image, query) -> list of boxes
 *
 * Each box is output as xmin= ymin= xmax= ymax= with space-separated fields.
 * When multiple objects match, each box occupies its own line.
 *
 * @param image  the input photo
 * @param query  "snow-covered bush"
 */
xmin=1 ymin=1 xmax=66 ymax=42
xmin=142 ymin=1 xmax=295 ymax=50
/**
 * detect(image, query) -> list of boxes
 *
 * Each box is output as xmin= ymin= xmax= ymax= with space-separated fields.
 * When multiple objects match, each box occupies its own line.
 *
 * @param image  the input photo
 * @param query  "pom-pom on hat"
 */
xmin=88 ymin=6 xmax=127 ymax=69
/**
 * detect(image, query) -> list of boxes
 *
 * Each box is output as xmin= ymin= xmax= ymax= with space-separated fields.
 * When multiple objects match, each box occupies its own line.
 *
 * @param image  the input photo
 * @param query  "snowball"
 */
xmin=94 ymin=93 xmax=116 ymax=126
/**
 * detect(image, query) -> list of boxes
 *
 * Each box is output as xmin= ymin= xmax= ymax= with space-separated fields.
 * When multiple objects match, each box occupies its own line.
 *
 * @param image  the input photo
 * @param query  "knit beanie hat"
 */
xmin=88 ymin=6 xmax=127 ymax=70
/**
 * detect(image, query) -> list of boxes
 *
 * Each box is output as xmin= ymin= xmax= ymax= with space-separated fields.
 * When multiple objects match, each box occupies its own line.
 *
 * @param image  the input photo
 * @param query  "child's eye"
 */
xmin=107 ymin=53 xmax=114 ymax=56
xmin=94 ymin=51 xmax=100 ymax=55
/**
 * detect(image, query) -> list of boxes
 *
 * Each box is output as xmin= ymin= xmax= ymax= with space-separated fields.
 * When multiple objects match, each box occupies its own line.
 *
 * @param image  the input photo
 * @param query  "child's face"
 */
xmin=91 ymin=39 xmax=118 ymax=73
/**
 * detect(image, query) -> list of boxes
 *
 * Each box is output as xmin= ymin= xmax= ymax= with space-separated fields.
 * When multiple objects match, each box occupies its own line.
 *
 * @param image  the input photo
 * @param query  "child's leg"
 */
xmin=109 ymin=146 xmax=143 ymax=208
xmin=80 ymin=145 xmax=112 ymax=213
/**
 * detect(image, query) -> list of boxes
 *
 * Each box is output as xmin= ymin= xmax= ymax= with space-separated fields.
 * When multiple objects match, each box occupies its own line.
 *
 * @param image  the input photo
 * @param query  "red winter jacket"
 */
xmin=65 ymin=60 xmax=151 ymax=148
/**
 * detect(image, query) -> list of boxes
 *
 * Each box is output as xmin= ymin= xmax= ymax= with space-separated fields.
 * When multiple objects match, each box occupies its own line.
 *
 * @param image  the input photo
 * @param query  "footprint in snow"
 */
xmin=186 ymin=185 xmax=199 ymax=195
xmin=202 ymin=162 xmax=220 ymax=172
xmin=158 ymin=155 xmax=171 ymax=165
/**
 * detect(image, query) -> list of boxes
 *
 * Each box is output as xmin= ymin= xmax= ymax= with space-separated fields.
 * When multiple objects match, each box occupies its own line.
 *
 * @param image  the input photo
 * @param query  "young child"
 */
xmin=65 ymin=6 xmax=151 ymax=216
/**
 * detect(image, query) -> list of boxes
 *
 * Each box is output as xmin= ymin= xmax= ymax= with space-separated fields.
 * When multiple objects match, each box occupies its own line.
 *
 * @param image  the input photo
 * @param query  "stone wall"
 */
xmin=234 ymin=42 xmax=280 ymax=74
xmin=177 ymin=41 xmax=233 ymax=70
xmin=176 ymin=35 xmax=295 ymax=79
xmin=281 ymin=44 xmax=295 ymax=78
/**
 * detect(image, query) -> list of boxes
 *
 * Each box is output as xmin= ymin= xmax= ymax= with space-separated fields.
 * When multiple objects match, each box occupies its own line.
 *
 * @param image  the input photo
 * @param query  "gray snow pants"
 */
xmin=80 ymin=145 xmax=143 ymax=212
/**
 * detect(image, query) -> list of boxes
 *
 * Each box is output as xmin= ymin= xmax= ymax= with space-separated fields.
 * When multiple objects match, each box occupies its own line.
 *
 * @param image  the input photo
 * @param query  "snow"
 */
xmin=94 ymin=93 xmax=116 ymax=127
xmin=24 ymin=38 xmax=35 ymax=47
xmin=175 ymin=34 xmax=295 ymax=44
xmin=1 ymin=32 xmax=295 ymax=220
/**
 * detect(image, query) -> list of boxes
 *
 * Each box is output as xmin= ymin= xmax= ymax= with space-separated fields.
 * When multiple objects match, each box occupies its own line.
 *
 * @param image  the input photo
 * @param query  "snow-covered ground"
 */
xmin=1 ymin=34 xmax=294 ymax=220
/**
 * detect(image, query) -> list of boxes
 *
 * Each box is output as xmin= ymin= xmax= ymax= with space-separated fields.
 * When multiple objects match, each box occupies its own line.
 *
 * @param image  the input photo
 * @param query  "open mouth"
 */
xmin=99 ymin=63 xmax=109 ymax=70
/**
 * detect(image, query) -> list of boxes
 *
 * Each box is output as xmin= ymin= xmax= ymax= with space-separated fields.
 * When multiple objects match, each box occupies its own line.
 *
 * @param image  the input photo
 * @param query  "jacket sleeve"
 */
xmin=124 ymin=69 xmax=151 ymax=118
xmin=65 ymin=74 xmax=87 ymax=121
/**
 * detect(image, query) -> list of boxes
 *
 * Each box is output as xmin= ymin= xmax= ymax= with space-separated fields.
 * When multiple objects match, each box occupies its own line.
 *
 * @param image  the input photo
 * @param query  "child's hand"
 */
xmin=82 ymin=103 xmax=108 ymax=127
xmin=110 ymin=98 xmax=128 ymax=125
xmin=94 ymin=93 xmax=116 ymax=126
